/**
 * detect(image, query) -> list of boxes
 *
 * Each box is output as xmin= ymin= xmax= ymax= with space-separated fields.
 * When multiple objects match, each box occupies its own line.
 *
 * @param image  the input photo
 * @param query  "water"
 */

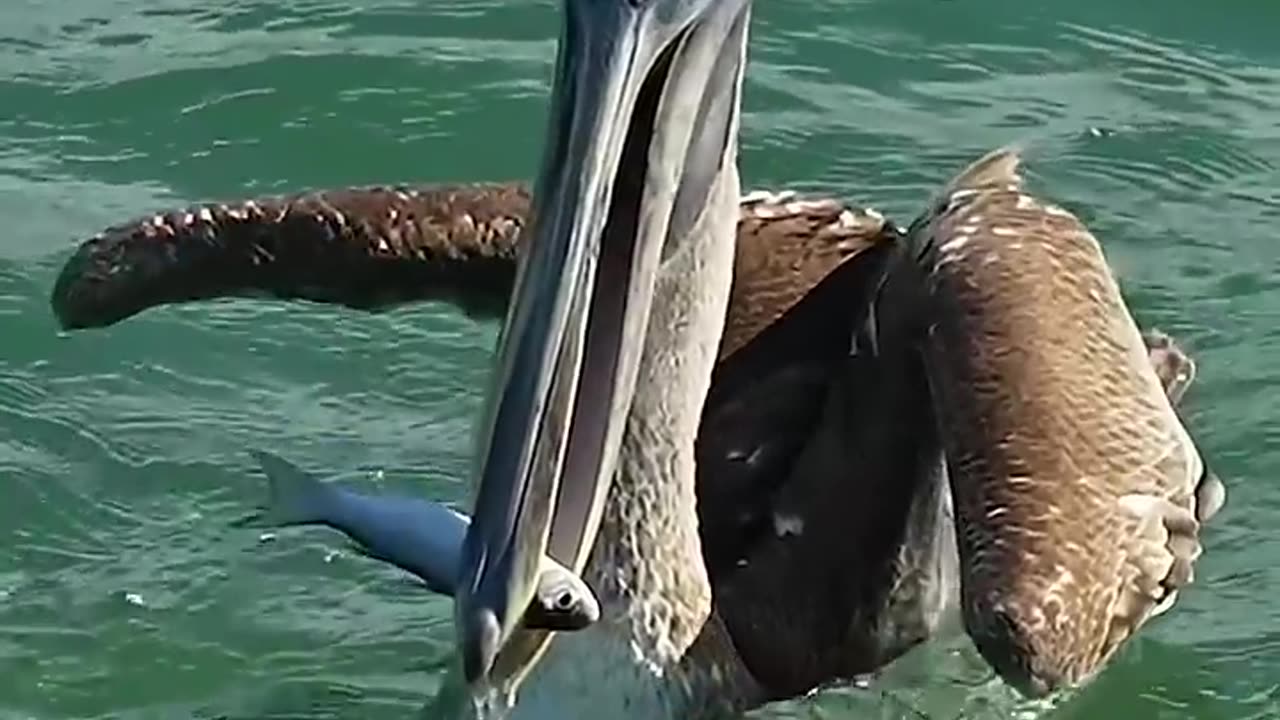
xmin=2 ymin=0 xmax=1278 ymax=718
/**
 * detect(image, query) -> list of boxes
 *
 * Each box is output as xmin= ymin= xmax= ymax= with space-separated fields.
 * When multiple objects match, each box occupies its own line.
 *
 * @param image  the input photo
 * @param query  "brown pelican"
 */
xmin=49 ymin=0 xmax=1226 ymax=715
xmin=50 ymin=180 xmax=1223 ymax=714
xmin=445 ymin=0 xmax=1224 ymax=710
xmin=50 ymin=184 xmax=1219 ymax=713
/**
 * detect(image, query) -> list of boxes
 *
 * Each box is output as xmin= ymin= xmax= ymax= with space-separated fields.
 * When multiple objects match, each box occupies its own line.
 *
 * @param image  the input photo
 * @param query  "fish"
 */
xmin=240 ymin=449 xmax=601 ymax=632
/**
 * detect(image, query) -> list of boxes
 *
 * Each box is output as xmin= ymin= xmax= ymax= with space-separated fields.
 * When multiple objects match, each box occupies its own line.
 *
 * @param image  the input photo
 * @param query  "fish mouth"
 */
xmin=453 ymin=0 xmax=752 ymax=686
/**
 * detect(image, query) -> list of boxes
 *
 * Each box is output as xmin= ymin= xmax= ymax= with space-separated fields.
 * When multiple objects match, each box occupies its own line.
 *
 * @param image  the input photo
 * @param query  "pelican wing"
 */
xmin=704 ymin=150 xmax=1222 ymax=702
xmin=698 ymin=195 xmax=903 ymax=578
xmin=707 ymin=313 xmax=1209 ymax=703
xmin=911 ymin=146 xmax=1224 ymax=697
xmin=50 ymin=183 xmax=530 ymax=330
xmin=50 ymin=184 xmax=895 ymax=361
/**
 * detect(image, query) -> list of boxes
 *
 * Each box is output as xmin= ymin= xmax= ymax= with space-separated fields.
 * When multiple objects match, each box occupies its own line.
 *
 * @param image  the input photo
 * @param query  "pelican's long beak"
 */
xmin=454 ymin=0 xmax=752 ymax=684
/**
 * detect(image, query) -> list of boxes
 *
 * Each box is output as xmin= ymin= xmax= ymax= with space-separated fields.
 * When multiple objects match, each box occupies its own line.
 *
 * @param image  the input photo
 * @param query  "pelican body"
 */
xmin=47 ymin=0 xmax=1229 ymax=716
xmin=50 ymin=178 xmax=1222 ymax=714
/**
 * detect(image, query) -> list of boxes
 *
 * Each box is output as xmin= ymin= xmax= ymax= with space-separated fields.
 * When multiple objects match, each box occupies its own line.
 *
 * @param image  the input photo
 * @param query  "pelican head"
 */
xmin=454 ymin=0 xmax=752 ymax=686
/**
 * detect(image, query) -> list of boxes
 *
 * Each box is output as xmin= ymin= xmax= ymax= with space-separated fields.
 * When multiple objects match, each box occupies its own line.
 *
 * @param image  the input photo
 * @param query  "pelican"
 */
xmin=49 ymin=0 xmax=1227 ymax=716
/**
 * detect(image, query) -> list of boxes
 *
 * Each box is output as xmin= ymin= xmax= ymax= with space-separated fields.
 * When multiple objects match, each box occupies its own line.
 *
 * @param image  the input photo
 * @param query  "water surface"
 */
xmin=2 ymin=1 xmax=1278 ymax=718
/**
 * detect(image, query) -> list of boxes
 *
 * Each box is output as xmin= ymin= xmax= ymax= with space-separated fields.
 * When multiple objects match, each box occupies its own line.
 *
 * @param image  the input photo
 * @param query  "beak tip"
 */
xmin=460 ymin=606 xmax=502 ymax=685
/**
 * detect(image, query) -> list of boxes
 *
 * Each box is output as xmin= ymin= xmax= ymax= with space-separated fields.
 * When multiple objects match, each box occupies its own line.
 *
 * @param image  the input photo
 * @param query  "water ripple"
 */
xmin=1 ymin=0 xmax=1278 ymax=718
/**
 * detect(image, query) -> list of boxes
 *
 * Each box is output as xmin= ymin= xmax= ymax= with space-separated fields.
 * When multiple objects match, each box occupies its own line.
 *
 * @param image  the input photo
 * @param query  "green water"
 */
xmin=2 ymin=0 xmax=1278 ymax=718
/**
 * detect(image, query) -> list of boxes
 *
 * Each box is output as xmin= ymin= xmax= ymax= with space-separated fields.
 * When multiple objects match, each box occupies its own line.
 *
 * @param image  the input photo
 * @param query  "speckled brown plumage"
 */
xmin=51 ymin=183 xmax=531 ymax=330
xmin=721 ymin=192 xmax=896 ymax=358
xmin=699 ymin=252 xmax=1207 ymax=703
xmin=49 ymin=184 xmax=901 ymax=346
xmin=46 ymin=170 xmax=1221 ymax=708
xmin=909 ymin=147 xmax=1221 ymax=697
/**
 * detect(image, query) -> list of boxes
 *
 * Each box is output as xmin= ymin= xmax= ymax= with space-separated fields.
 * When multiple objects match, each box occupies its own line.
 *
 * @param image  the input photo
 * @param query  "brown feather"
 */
xmin=50 ymin=183 xmax=529 ymax=330
xmin=723 ymin=193 xmax=895 ymax=357
xmin=909 ymin=146 xmax=1217 ymax=697
xmin=49 ymin=183 xmax=898 ymax=368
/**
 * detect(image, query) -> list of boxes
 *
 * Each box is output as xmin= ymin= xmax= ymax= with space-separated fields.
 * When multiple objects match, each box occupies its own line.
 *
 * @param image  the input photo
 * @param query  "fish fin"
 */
xmin=344 ymin=538 xmax=457 ymax=596
xmin=341 ymin=536 xmax=397 ymax=566
xmin=365 ymin=554 xmax=451 ymax=595
xmin=247 ymin=448 xmax=335 ymax=527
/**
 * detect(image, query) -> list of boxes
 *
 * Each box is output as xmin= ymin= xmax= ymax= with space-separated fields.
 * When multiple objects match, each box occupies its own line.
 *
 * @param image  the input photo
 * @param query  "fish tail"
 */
xmin=246 ymin=449 xmax=336 ymax=527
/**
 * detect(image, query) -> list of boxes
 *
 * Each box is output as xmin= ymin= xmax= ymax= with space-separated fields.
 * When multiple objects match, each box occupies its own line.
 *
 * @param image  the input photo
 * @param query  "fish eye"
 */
xmin=556 ymin=591 xmax=575 ymax=609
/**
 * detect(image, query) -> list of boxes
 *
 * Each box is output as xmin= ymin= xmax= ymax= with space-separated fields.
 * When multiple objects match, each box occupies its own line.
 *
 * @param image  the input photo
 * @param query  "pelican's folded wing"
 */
xmin=910 ymin=146 xmax=1226 ymax=697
